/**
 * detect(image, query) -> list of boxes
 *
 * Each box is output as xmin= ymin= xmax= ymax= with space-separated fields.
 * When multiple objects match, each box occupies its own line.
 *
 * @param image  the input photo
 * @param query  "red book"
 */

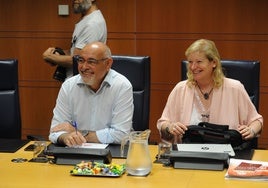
xmin=226 ymin=158 xmax=268 ymax=181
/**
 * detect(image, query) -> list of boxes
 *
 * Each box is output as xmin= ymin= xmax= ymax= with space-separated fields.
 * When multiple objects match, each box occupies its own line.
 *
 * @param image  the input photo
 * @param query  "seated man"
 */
xmin=49 ymin=42 xmax=134 ymax=147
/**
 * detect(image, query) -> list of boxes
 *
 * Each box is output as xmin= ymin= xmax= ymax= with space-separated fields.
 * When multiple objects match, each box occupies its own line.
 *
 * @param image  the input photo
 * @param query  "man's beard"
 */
xmin=73 ymin=0 xmax=92 ymax=14
xmin=82 ymin=74 xmax=95 ymax=86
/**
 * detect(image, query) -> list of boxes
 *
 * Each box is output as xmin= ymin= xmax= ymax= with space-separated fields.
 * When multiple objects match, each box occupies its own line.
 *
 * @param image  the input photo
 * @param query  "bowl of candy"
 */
xmin=70 ymin=161 xmax=126 ymax=177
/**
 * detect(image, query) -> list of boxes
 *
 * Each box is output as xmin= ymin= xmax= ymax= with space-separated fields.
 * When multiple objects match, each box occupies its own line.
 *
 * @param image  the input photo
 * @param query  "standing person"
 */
xmin=49 ymin=42 xmax=134 ymax=146
xmin=157 ymin=39 xmax=263 ymax=144
xmin=43 ymin=0 xmax=107 ymax=81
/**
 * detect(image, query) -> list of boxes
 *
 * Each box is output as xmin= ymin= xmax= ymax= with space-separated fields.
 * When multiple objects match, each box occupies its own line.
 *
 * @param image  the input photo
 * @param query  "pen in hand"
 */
xmin=72 ymin=121 xmax=78 ymax=135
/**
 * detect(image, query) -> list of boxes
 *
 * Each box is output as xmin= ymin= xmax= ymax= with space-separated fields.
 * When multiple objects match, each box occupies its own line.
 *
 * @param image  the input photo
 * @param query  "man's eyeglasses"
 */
xmin=73 ymin=55 xmax=108 ymax=66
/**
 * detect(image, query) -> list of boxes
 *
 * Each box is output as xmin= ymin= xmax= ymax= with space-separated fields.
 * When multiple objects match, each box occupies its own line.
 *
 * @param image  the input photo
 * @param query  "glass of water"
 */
xmin=32 ymin=141 xmax=48 ymax=162
xmin=157 ymin=141 xmax=172 ymax=161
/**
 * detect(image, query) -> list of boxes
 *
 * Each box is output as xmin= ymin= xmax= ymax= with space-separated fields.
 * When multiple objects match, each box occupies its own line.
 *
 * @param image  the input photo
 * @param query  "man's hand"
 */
xmin=50 ymin=122 xmax=75 ymax=133
xmin=59 ymin=132 xmax=87 ymax=147
xmin=42 ymin=47 xmax=57 ymax=66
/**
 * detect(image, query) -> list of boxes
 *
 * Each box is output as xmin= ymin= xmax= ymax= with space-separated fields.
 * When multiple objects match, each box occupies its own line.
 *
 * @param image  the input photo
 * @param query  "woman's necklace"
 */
xmin=194 ymin=89 xmax=211 ymax=122
xmin=197 ymin=84 xmax=213 ymax=100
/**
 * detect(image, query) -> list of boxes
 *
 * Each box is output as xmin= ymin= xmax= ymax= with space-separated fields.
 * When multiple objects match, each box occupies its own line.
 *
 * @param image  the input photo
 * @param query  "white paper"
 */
xmin=68 ymin=143 xmax=108 ymax=149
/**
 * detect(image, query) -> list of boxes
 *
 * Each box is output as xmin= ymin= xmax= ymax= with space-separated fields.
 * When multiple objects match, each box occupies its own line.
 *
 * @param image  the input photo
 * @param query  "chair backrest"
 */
xmin=181 ymin=60 xmax=260 ymax=148
xmin=73 ymin=55 xmax=151 ymax=131
xmin=111 ymin=55 xmax=151 ymax=131
xmin=0 ymin=59 xmax=21 ymax=139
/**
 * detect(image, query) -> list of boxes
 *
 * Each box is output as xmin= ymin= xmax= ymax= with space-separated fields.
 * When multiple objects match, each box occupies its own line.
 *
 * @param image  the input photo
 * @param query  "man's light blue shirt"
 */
xmin=49 ymin=69 xmax=134 ymax=144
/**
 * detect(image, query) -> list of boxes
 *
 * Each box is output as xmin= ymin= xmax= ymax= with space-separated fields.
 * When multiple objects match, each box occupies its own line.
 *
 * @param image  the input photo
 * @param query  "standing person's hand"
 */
xmin=42 ymin=47 xmax=57 ymax=66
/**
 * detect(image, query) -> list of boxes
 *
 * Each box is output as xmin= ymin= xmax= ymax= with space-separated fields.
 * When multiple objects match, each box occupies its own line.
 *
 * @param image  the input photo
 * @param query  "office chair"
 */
xmin=181 ymin=60 xmax=260 ymax=148
xmin=111 ymin=56 xmax=150 ymax=131
xmin=73 ymin=55 xmax=151 ymax=131
xmin=0 ymin=59 xmax=21 ymax=139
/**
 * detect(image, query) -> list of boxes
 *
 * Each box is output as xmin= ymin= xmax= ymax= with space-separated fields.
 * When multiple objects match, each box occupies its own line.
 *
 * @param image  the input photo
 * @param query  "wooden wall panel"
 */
xmin=136 ymin=0 xmax=268 ymax=34
xmin=107 ymin=36 xmax=136 ymax=55
xmin=0 ymin=0 xmax=76 ymax=32
xmin=0 ymin=0 xmax=267 ymax=148
xmin=19 ymin=84 xmax=60 ymax=139
xmin=0 ymin=36 xmax=72 ymax=80
xmin=98 ymin=0 xmax=136 ymax=32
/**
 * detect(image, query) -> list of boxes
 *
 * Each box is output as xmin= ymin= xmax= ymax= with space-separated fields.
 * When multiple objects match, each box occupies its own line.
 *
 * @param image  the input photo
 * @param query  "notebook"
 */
xmin=177 ymin=143 xmax=235 ymax=157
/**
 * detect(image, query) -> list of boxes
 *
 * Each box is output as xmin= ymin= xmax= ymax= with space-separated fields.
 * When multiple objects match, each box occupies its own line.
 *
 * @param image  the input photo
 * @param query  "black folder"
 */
xmin=164 ymin=151 xmax=229 ymax=171
xmin=44 ymin=143 xmax=112 ymax=165
xmin=0 ymin=139 xmax=29 ymax=153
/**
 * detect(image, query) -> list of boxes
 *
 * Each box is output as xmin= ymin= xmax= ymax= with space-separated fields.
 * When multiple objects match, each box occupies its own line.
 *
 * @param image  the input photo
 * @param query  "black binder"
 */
xmin=44 ymin=143 xmax=112 ymax=165
xmin=164 ymin=151 xmax=229 ymax=171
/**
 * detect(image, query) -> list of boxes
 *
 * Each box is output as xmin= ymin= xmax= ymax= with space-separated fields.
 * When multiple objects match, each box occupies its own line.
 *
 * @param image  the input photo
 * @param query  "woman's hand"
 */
xmin=169 ymin=122 xmax=188 ymax=136
xmin=160 ymin=121 xmax=188 ymax=142
xmin=238 ymin=120 xmax=262 ymax=140
xmin=238 ymin=125 xmax=254 ymax=140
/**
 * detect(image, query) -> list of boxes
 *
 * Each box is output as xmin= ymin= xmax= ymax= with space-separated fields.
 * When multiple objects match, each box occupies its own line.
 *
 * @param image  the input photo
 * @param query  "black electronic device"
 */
xmin=44 ymin=143 xmax=112 ymax=165
xmin=0 ymin=139 xmax=30 ymax=153
xmin=164 ymin=151 xmax=229 ymax=171
xmin=53 ymin=47 xmax=66 ymax=82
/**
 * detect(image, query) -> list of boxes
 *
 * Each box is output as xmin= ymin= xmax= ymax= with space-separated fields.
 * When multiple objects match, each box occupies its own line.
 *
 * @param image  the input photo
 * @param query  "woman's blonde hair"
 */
xmin=185 ymin=39 xmax=225 ymax=88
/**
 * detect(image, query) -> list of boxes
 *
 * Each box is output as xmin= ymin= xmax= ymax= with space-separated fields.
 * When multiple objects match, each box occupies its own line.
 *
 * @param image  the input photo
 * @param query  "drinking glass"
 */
xmin=157 ymin=141 xmax=172 ymax=161
xmin=32 ymin=141 xmax=47 ymax=162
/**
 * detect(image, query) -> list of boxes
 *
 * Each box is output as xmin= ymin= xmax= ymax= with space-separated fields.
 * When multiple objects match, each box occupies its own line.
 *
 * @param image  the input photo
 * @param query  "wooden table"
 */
xmin=0 ymin=142 xmax=267 ymax=188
